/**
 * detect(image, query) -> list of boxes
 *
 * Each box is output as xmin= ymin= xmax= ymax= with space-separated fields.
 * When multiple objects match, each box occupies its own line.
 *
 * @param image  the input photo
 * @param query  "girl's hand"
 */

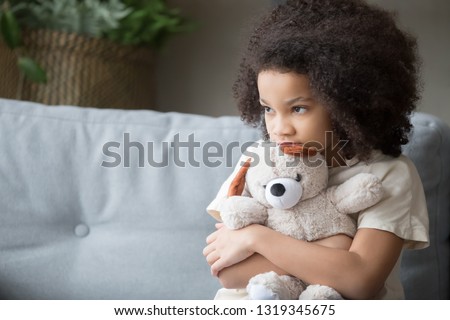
xmin=203 ymin=223 xmax=257 ymax=276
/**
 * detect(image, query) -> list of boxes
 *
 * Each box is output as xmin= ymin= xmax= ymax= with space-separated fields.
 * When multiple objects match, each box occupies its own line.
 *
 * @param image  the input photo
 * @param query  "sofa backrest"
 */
xmin=401 ymin=113 xmax=450 ymax=299
xmin=0 ymin=98 xmax=448 ymax=299
xmin=0 ymin=98 xmax=261 ymax=299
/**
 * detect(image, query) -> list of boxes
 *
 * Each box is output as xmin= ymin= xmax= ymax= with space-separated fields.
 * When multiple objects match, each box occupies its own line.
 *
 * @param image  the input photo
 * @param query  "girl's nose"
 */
xmin=273 ymin=116 xmax=295 ymax=137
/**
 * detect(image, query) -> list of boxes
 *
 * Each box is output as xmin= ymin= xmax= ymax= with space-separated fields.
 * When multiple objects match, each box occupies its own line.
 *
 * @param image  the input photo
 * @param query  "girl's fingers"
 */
xmin=206 ymin=230 xmax=218 ymax=245
xmin=205 ymin=251 xmax=219 ymax=266
xmin=211 ymin=259 xmax=226 ymax=277
xmin=215 ymin=223 xmax=224 ymax=229
xmin=202 ymin=243 xmax=214 ymax=257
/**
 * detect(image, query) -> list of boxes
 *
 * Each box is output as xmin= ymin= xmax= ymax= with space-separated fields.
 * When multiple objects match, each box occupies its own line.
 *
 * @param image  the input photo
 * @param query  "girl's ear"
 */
xmin=227 ymin=158 xmax=252 ymax=197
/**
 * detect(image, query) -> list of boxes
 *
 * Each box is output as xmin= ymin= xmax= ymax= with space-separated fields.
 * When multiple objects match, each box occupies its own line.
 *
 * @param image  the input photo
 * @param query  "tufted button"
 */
xmin=74 ymin=224 xmax=90 ymax=238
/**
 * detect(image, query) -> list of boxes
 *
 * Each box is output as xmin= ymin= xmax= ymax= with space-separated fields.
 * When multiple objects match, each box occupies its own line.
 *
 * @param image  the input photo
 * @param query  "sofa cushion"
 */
xmin=0 ymin=98 xmax=259 ymax=299
xmin=401 ymin=113 xmax=450 ymax=299
xmin=0 ymin=98 xmax=448 ymax=299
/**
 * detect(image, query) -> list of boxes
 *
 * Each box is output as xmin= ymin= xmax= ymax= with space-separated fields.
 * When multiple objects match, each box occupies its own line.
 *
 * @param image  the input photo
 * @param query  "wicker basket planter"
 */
xmin=0 ymin=29 xmax=155 ymax=109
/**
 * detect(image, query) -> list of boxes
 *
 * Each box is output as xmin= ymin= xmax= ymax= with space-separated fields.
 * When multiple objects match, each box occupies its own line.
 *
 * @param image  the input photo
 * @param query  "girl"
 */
xmin=203 ymin=0 xmax=429 ymax=299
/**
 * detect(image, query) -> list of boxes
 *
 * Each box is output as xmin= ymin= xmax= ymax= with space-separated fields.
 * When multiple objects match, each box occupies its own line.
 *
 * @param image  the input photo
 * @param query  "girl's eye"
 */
xmin=263 ymin=106 xmax=273 ymax=113
xmin=293 ymin=106 xmax=307 ymax=114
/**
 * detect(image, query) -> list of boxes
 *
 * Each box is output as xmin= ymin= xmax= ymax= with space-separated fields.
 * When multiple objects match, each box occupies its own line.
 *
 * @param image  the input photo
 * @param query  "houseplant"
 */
xmin=0 ymin=0 xmax=193 ymax=109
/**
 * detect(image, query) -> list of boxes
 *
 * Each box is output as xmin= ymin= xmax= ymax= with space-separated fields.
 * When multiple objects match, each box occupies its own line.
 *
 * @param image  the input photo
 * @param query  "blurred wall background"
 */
xmin=155 ymin=0 xmax=271 ymax=117
xmin=156 ymin=0 xmax=450 ymax=124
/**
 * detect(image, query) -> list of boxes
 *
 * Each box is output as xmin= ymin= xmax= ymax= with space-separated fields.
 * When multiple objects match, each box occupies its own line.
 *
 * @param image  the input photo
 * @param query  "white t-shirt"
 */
xmin=207 ymin=149 xmax=430 ymax=300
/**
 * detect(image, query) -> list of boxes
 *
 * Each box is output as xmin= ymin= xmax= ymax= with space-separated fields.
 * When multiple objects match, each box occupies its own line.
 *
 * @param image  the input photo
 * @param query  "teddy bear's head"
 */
xmin=237 ymin=143 xmax=329 ymax=210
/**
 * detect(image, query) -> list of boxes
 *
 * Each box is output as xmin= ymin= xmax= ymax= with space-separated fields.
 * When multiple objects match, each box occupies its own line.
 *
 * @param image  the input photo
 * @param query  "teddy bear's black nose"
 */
xmin=270 ymin=183 xmax=286 ymax=197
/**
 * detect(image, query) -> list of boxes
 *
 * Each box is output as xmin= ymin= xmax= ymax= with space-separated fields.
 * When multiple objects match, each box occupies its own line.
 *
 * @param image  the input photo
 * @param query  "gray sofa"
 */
xmin=0 ymin=98 xmax=448 ymax=299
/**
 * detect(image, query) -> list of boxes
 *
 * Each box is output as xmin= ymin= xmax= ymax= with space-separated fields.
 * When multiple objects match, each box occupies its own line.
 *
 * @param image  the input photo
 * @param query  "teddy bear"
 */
xmin=217 ymin=142 xmax=384 ymax=300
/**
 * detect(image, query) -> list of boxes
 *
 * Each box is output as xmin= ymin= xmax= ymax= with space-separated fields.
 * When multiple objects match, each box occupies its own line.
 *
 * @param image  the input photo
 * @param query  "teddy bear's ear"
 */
xmin=227 ymin=158 xmax=252 ymax=197
xmin=280 ymin=143 xmax=318 ymax=157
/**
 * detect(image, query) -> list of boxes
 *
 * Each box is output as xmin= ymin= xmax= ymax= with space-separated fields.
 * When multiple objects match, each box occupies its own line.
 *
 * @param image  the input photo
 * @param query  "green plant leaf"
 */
xmin=18 ymin=57 xmax=47 ymax=83
xmin=4 ymin=0 xmax=194 ymax=50
xmin=0 ymin=10 xmax=22 ymax=49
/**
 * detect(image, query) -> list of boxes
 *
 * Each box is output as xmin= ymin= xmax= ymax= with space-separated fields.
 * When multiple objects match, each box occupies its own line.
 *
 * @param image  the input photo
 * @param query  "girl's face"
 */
xmin=258 ymin=70 xmax=333 ymax=151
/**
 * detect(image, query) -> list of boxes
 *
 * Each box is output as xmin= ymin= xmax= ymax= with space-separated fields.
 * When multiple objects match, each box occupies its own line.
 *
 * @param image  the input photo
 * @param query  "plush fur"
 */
xmin=218 ymin=144 xmax=384 ymax=299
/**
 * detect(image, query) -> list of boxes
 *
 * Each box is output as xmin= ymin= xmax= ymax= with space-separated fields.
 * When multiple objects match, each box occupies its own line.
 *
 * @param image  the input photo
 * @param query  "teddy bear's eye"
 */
xmin=265 ymin=177 xmax=303 ymax=210
xmin=295 ymin=174 xmax=302 ymax=182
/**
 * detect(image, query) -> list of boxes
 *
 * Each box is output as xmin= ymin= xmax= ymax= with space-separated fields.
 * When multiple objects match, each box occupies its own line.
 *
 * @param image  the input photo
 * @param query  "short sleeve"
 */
xmin=356 ymin=155 xmax=430 ymax=249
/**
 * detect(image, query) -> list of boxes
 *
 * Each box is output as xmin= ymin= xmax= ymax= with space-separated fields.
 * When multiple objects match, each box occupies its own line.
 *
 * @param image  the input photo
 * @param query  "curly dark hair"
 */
xmin=232 ymin=0 xmax=421 ymax=160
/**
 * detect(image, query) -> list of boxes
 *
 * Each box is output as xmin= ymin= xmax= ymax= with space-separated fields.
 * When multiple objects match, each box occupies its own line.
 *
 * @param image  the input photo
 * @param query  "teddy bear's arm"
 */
xmin=327 ymin=173 xmax=384 ymax=214
xmin=220 ymin=196 xmax=268 ymax=230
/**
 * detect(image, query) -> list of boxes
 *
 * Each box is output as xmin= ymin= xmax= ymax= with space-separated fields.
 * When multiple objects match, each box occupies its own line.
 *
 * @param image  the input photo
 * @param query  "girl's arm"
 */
xmin=217 ymin=253 xmax=286 ymax=289
xmin=204 ymin=224 xmax=403 ymax=299
xmin=212 ymin=229 xmax=353 ymax=289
